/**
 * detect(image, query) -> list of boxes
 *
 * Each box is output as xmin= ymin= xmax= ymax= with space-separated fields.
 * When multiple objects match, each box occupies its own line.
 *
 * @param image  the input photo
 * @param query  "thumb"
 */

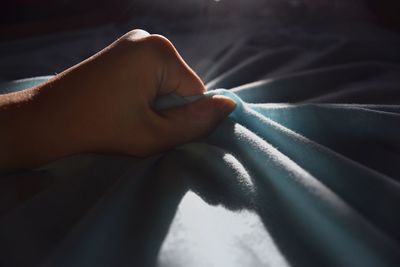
xmin=157 ymin=95 xmax=236 ymax=148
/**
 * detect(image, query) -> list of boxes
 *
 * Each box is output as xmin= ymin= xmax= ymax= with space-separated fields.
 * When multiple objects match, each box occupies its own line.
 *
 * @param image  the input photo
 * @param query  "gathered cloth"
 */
xmin=1 ymin=22 xmax=400 ymax=267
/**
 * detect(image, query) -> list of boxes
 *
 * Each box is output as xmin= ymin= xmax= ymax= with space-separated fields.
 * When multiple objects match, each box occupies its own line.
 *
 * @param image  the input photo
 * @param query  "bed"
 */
xmin=1 ymin=1 xmax=400 ymax=266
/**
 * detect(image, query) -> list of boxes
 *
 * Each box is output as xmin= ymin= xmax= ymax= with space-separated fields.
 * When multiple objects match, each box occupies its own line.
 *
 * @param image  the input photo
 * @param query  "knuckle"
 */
xmin=114 ymin=29 xmax=150 ymax=51
xmin=120 ymin=29 xmax=150 ymax=42
xmin=144 ymin=34 xmax=176 ymax=56
xmin=116 ymin=32 xmax=176 ymax=63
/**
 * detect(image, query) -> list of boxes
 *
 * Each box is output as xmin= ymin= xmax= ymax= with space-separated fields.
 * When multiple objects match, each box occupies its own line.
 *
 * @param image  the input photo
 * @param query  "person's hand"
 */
xmin=0 ymin=29 xmax=235 ymax=171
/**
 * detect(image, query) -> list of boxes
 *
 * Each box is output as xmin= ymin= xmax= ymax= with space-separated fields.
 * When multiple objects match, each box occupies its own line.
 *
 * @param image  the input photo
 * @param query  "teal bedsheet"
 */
xmin=1 ymin=23 xmax=400 ymax=267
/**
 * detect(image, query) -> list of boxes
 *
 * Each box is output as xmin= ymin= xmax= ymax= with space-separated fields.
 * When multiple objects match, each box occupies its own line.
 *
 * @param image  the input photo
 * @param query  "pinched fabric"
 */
xmin=1 ymin=23 xmax=400 ymax=267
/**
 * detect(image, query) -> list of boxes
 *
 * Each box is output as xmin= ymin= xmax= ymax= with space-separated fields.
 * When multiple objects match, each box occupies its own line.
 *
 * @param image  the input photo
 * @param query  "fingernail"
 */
xmin=212 ymin=95 xmax=236 ymax=116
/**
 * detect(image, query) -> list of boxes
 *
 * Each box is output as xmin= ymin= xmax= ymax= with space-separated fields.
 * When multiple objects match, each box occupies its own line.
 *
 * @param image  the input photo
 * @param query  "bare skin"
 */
xmin=0 ymin=29 xmax=235 ymax=171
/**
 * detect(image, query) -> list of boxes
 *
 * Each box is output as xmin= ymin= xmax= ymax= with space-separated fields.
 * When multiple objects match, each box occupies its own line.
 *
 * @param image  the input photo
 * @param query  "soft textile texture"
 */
xmin=1 ymin=23 xmax=400 ymax=267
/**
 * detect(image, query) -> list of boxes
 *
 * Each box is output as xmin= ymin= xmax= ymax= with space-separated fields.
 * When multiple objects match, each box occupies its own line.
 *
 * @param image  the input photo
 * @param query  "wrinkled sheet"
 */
xmin=1 ymin=22 xmax=400 ymax=267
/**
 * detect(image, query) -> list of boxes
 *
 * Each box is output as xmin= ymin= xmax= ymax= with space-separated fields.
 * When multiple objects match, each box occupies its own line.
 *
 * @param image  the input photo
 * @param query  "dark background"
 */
xmin=1 ymin=0 xmax=400 ymax=41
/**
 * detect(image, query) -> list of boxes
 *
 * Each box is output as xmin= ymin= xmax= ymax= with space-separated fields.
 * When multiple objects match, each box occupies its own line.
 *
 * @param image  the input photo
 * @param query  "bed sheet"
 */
xmin=1 ymin=17 xmax=400 ymax=267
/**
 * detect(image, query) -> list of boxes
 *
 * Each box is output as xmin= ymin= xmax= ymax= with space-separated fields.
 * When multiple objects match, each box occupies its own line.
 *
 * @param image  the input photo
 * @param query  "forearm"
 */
xmin=0 ymin=43 xmax=123 ymax=172
xmin=0 ymin=79 xmax=93 ymax=172
xmin=0 ymin=39 xmax=137 ymax=171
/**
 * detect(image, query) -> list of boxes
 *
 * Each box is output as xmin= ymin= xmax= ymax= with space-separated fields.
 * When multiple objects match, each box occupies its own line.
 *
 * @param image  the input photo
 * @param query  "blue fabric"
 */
xmin=1 ymin=78 xmax=400 ymax=267
xmin=1 ymin=23 xmax=400 ymax=267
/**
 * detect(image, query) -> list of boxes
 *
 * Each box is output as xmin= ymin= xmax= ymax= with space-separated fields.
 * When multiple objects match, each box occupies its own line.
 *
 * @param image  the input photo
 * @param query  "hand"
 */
xmin=0 ymin=29 xmax=235 ymax=171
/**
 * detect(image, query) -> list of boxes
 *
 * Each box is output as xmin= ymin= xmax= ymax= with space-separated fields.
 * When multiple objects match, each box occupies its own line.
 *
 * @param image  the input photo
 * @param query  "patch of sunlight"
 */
xmin=157 ymin=191 xmax=290 ymax=267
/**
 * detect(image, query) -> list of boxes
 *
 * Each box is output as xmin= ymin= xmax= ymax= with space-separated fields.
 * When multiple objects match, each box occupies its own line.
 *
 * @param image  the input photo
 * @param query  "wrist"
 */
xmin=0 ymin=84 xmax=89 ymax=171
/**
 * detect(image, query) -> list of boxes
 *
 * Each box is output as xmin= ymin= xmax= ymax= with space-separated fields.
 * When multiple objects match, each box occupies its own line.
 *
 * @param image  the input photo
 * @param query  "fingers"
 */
xmin=171 ymin=56 xmax=206 ymax=96
xmin=143 ymin=34 xmax=206 ymax=97
xmin=118 ymin=31 xmax=205 ymax=97
xmin=161 ymin=43 xmax=206 ymax=96
xmin=156 ymin=95 xmax=236 ymax=148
